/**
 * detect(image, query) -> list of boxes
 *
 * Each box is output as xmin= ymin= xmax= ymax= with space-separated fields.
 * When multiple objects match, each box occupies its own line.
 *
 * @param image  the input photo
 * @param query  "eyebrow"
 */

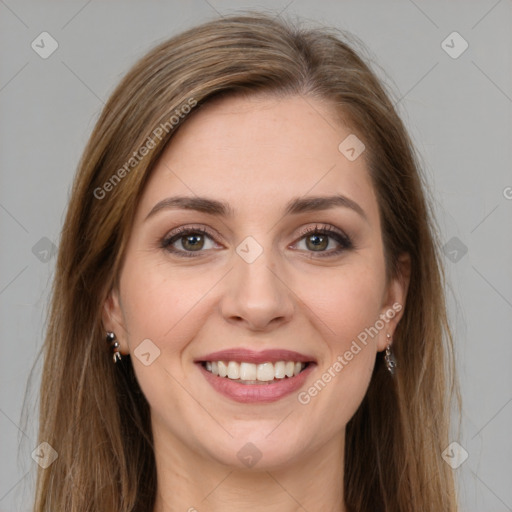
xmin=144 ymin=194 xmax=368 ymax=222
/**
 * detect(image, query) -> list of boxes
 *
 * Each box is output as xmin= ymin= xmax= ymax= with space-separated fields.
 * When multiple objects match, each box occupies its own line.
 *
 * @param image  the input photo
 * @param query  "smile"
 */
xmin=203 ymin=360 xmax=308 ymax=383
xmin=195 ymin=348 xmax=316 ymax=403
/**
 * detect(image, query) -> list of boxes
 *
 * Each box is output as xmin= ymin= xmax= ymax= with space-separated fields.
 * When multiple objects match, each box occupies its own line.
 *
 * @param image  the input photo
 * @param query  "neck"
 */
xmin=151 ymin=425 xmax=346 ymax=512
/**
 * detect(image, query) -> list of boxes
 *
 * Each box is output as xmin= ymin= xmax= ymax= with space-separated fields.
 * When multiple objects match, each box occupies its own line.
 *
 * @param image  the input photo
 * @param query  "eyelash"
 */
xmin=160 ymin=223 xmax=354 ymax=259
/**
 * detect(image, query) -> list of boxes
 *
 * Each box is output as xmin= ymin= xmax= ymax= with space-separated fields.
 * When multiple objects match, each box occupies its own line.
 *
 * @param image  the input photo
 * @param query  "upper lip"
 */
xmin=195 ymin=348 xmax=316 ymax=365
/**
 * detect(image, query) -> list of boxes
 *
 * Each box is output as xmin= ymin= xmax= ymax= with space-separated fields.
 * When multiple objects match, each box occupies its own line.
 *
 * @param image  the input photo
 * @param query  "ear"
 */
xmin=376 ymin=252 xmax=411 ymax=352
xmin=101 ymin=286 xmax=129 ymax=355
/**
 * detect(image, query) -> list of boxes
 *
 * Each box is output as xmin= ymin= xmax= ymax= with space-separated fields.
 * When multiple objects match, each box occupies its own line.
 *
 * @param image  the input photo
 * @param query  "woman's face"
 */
xmin=103 ymin=94 xmax=408 ymax=470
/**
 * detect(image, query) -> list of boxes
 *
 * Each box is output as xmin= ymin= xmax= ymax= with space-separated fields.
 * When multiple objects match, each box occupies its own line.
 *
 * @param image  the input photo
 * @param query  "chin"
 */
xmin=202 ymin=428 xmax=308 ymax=471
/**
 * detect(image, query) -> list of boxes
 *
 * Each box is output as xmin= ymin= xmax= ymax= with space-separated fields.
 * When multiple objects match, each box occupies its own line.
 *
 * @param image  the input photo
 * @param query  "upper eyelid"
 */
xmin=163 ymin=223 xmax=350 ymax=250
xmin=163 ymin=223 xmax=345 ymax=239
xmin=163 ymin=224 xmax=224 ymax=244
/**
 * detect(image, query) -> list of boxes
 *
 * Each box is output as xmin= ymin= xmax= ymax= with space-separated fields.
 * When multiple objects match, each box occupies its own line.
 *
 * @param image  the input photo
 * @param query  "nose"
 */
xmin=219 ymin=248 xmax=295 ymax=332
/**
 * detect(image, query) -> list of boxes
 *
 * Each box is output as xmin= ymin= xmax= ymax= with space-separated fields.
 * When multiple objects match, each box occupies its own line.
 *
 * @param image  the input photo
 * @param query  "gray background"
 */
xmin=1 ymin=1 xmax=511 ymax=510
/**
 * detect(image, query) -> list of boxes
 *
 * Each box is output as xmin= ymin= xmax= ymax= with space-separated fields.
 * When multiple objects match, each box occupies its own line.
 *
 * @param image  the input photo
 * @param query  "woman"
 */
xmin=32 ymin=12 xmax=460 ymax=511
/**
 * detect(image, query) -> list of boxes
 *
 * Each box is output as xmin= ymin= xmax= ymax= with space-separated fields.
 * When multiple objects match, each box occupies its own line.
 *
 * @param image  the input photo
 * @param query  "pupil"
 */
xmin=184 ymin=234 xmax=203 ymax=251
xmin=307 ymin=234 xmax=327 ymax=251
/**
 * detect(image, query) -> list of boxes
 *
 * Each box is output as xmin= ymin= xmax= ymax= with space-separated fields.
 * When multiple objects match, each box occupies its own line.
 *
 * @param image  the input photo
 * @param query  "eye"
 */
xmin=161 ymin=226 xmax=220 ymax=257
xmin=293 ymin=224 xmax=353 ymax=257
xmin=161 ymin=223 xmax=353 ymax=259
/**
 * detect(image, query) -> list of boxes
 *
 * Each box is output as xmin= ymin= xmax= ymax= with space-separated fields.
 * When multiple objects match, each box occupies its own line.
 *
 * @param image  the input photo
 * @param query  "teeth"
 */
xmin=257 ymin=362 xmax=275 ymax=381
xmin=240 ymin=362 xmax=257 ymax=380
xmin=218 ymin=361 xmax=228 ymax=377
xmin=274 ymin=361 xmax=286 ymax=379
xmin=204 ymin=360 xmax=307 ymax=382
xmin=227 ymin=361 xmax=240 ymax=379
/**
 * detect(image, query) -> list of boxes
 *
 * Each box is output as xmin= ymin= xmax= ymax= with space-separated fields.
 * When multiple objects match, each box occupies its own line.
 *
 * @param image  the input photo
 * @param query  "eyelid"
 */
xmin=290 ymin=223 xmax=354 ymax=256
xmin=163 ymin=224 xmax=224 ymax=244
xmin=160 ymin=225 xmax=222 ymax=256
xmin=161 ymin=222 xmax=353 ymax=257
xmin=293 ymin=223 xmax=350 ymax=243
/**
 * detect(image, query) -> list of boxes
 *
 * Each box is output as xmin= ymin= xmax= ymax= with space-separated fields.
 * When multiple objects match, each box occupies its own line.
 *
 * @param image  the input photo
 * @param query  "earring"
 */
xmin=106 ymin=331 xmax=122 ymax=363
xmin=385 ymin=333 xmax=396 ymax=375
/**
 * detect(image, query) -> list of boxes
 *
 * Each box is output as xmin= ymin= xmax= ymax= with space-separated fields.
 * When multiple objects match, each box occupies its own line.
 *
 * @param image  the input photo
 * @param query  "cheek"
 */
xmin=292 ymin=261 xmax=385 ymax=422
xmin=119 ymin=255 xmax=215 ymax=352
xmin=117 ymin=259 xmax=215 ymax=426
xmin=120 ymin=241 xmax=385 ymax=398
xmin=297 ymin=259 xmax=386 ymax=346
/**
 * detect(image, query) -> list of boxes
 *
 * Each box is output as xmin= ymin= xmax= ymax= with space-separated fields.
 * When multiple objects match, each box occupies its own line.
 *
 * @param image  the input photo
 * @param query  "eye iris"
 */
xmin=182 ymin=234 xmax=204 ymax=251
xmin=306 ymin=233 xmax=328 ymax=251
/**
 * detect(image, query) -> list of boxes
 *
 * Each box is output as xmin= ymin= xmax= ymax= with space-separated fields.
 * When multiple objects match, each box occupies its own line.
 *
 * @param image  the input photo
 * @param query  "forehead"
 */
xmin=137 ymin=94 xmax=378 ymax=224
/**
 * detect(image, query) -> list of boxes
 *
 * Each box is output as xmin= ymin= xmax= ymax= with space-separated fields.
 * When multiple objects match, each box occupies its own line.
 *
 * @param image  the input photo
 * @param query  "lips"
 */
xmin=195 ymin=348 xmax=316 ymax=403
xmin=195 ymin=348 xmax=315 ymax=364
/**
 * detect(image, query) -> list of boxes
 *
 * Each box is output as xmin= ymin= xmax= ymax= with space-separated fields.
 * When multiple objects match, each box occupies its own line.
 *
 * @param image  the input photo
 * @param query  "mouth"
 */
xmin=195 ymin=349 xmax=316 ymax=403
xmin=200 ymin=360 xmax=311 ymax=384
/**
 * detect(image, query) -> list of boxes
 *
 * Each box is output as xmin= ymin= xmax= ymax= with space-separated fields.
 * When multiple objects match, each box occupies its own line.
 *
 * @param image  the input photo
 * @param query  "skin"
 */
xmin=103 ymin=93 xmax=410 ymax=512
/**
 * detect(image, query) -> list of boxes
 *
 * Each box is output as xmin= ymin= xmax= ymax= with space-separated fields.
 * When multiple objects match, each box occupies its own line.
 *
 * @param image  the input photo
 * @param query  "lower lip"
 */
xmin=198 ymin=363 xmax=315 ymax=403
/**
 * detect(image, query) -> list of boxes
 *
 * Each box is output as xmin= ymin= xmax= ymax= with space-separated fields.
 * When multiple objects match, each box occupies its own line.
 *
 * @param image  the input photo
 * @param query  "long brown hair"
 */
xmin=28 ymin=12 xmax=460 ymax=511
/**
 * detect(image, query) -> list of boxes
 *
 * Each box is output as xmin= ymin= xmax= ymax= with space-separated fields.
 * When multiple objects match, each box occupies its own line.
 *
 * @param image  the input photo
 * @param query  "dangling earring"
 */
xmin=385 ymin=333 xmax=396 ymax=375
xmin=106 ymin=331 xmax=122 ymax=363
